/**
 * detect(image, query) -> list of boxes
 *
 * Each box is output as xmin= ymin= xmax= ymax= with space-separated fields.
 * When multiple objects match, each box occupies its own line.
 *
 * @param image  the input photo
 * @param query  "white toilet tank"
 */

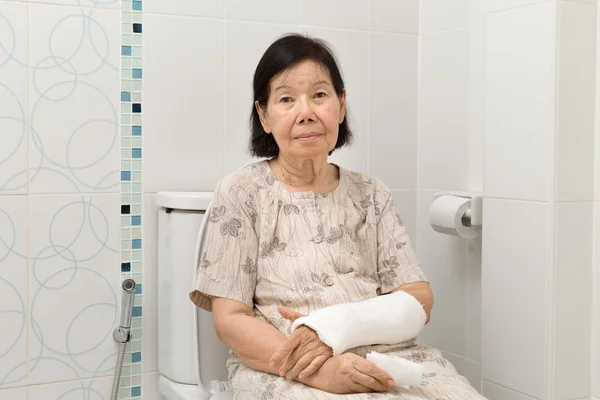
xmin=155 ymin=192 xmax=230 ymax=391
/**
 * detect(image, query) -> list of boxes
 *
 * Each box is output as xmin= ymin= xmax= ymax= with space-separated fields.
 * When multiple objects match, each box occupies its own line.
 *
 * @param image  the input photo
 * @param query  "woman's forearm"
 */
xmin=216 ymin=312 xmax=287 ymax=375
xmin=215 ymin=311 xmax=331 ymax=390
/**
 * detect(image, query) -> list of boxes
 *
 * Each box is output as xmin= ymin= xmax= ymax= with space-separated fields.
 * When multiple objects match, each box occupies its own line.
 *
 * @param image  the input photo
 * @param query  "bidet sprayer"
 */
xmin=113 ymin=279 xmax=136 ymax=343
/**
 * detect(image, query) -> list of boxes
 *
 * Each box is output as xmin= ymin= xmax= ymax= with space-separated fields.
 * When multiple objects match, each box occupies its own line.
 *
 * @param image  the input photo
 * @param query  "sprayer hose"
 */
xmin=110 ymin=342 xmax=128 ymax=400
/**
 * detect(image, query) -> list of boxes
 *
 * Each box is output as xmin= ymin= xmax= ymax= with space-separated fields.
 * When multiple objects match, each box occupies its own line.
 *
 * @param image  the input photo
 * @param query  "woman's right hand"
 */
xmin=312 ymin=353 xmax=395 ymax=394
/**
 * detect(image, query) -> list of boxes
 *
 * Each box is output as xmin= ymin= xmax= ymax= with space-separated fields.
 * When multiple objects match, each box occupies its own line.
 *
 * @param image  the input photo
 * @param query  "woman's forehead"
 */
xmin=271 ymin=60 xmax=333 ymax=89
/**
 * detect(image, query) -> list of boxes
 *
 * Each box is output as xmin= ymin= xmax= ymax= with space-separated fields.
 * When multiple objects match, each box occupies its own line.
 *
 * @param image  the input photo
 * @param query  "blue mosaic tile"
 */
xmin=135 ymin=284 xmax=142 ymax=294
xmin=133 ymin=23 xmax=142 ymax=33
xmin=132 ymin=306 xmax=142 ymax=317
xmin=132 ymin=148 xmax=142 ymax=158
xmin=132 ymin=352 xmax=142 ymax=363
xmin=132 ymin=239 xmax=141 ymax=249
xmin=121 ymin=262 xmax=131 ymax=272
xmin=122 ymin=45 xmax=132 ymax=56
xmin=131 ymin=215 xmax=141 ymax=226
xmin=132 ymin=126 xmax=142 ymax=136
xmin=132 ymin=68 xmax=142 ymax=79
xmin=131 ymin=387 xmax=141 ymax=397
xmin=132 ymin=1 xmax=142 ymax=11
xmin=132 ymin=103 xmax=141 ymax=113
xmin=121 ymin=91 xmax=131 ymax=101
xmin=121 ymin=171 xmax=131 ymax=181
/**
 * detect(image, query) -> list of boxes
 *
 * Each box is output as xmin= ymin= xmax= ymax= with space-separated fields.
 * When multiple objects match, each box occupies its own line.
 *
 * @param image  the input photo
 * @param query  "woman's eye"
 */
xmin=280 ymin=97 xmax=292 ymax=103
xmin=315 ymin=92 xmax=326 ymax=98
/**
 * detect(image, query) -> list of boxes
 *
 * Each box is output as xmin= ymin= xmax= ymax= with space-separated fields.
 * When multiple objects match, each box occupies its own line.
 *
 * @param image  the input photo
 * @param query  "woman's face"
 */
xmin=256 ymin=60 xmax=346 ymax=161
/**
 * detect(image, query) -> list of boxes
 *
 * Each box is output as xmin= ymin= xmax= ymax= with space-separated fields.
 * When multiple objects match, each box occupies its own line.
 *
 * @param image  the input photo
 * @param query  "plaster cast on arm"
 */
xmin=290 ymin=290 xmax=426 ymax=356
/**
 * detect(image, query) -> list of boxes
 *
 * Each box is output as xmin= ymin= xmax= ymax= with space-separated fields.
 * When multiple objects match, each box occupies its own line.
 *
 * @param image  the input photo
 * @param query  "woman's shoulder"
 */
xmin=341 ymin=166 xmax=393 ymax=200
xmin=215 ymin=160 xmax=271 ymax=193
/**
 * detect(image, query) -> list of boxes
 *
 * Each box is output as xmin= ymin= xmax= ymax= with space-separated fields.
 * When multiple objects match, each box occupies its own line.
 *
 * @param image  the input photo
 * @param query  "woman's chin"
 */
xmin=288 ymin=143 xmax=331 ymax=158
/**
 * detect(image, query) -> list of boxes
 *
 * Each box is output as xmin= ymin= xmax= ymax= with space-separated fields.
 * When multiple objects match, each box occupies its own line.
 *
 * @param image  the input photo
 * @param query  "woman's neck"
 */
xmin=271 ymin=156 xmax=338 ymax=193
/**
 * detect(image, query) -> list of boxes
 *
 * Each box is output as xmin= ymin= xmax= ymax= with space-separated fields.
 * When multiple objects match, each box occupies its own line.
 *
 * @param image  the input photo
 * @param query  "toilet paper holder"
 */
xmin=432 ymin=192 xmax=483 ymax=228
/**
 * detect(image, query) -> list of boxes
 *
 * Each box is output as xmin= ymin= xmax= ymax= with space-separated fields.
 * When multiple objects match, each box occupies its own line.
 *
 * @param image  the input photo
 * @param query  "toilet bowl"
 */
xmin=156 ymin=192 xmax=233 ymax=400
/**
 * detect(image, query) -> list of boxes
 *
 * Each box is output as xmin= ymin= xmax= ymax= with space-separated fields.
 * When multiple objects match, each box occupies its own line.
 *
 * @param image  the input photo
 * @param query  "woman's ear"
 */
xmin=339 ymin=90 xmax=347 ymax=124
xmin=255 ymin=101 xmax=271 ymax=134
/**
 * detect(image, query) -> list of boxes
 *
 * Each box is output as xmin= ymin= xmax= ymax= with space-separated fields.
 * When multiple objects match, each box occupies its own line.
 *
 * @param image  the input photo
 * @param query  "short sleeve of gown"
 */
xmin=189 ymin=175 xmax=259 ymax=312
xmin=374 ymin=180 xmax=428 ymax=293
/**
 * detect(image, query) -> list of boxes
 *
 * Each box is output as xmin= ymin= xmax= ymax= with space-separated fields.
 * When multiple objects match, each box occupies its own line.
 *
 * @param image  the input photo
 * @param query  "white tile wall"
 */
xmin=465 ymin=237 xmax=482 ymax=362
xmin=484 ymin=3 xmax=556 ymax=201
xmin=421 ymin=0 xmax=471 ymax=33
xmin=142 ymin=194 xmax=159 ymax=373
xmin=482 ymin=380 xmax=540 ymax=400
xmin=0 ymin=0 xmax=123 ymax=394
xmin=570 ymin=0 xmax=600 ymax=4
xmin=302 ymin=0 xmax=369 ymax=30
xmin=556 ymin=1 xmax=596 ymax=202
xmin=29 ymin=0 xmax=119 ymax=10
xmin=416 ymin=191 xmax=469 ymax=355
xmin=481 ymin=198 xmax=548 ymax=398
xmin=467 ymin=25 xmax=485 ymax=194
xmin=471 ymin=0 xmax=486 ymax=26
xmin=28 ymin=376 xmax=113 ymax=400
xmin=0 ymin=197 xmax=27 ymax=388
xmin=143 ymin=14 xmax=225 ymax=193
xmin=554 ymin=203 xmax=593 ymax=399
xmin=419 ymin=29 xmax=471 ymax=191
xmin=225 ymin=0 xmax=302 ymax=24
xmin=369 ymin=0 xmax=419 ymax=34
xmin=369 ymin=33 xmax=418 ymax=190
xmin=0 ymin=1 xmax=27 ymax=195
xmin=593 ymin=204 xmax=600 ymax=399
xmin=28 ymin=4 xmax=120 ymax=195
xmin=142 ymin=372 xmax=160 ymax=400
xmin=144 ymin=0 xmax=224 ymax=18
xmin=487 ymin=0 xmax=554 ymax=14
xmin=28 ymin=194 xmax=120 ymax=384
xmin=0 ymin=387 xmax=26 ymax=400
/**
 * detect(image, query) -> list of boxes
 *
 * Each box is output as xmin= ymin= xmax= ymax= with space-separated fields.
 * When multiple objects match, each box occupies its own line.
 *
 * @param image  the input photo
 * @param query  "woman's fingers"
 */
xmin=284 ymin=353 xmax=313 ymax=380
xmin=297 ymin=354 xmax=330 ymax=379
xmin=287 ymin=353 xmax=329 ymax=380
xmin=351 ymin=361 xmax=394 ymax=392
xmin=278 ymin=305 xmax=303 ymax=322
xmin=269 ymin=333 xmax=301 ymax=371
xmin=349 ymin=370 xmax=391 ymax=393
xmin=279 ymin=327 xmax=332 ymax=378
xmin=280 ymin=332 xmax=326 ymax=377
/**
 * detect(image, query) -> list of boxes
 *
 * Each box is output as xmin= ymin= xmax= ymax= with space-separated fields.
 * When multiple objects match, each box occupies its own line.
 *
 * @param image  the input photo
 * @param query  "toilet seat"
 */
xmin=158 ymin=375 xmax=233 ymax=400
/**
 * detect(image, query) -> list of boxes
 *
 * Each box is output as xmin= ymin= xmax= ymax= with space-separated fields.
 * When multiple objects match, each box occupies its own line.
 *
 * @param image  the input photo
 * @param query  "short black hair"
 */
xmin=249 ymin=33 xmax=353 ymax=158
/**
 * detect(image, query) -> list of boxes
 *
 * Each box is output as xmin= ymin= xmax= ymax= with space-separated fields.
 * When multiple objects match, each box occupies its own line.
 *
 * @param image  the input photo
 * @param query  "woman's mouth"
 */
xmin=296 ymin=133 xmax=322 ymax=142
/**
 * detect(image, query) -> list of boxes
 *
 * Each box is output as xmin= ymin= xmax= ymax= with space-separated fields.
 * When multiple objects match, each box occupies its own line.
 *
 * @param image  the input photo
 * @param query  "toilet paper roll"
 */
xmin=429 ymin=195 xmax=480 ymax=239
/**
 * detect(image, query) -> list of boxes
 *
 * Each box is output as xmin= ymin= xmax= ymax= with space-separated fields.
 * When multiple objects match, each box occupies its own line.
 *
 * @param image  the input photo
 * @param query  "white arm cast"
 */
xmin=290 ymin=290 xmax=426 ymax=355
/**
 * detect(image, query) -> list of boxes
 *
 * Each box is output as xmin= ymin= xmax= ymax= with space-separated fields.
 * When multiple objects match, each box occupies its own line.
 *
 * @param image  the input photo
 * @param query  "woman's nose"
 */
xmin=296 ymin=98 xmax=315 ymax=123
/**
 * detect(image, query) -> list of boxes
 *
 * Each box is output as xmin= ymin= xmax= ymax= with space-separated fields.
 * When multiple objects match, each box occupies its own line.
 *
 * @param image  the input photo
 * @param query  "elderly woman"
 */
xmin=190 ymin=34 xmax=486 ymax=399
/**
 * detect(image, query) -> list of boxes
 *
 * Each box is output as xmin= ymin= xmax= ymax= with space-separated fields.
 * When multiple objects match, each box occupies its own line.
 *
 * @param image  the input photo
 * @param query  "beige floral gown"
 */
xmin=190 ymin=160 xmax=486 ymax=400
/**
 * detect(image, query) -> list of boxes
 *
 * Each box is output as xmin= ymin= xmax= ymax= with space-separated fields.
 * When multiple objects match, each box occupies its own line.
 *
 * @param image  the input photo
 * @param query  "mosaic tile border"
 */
xmin=120 ymin=0 xmax=143 ymax=398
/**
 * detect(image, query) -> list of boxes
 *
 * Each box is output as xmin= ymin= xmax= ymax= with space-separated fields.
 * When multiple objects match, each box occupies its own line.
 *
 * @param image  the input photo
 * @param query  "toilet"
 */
xmin=155 ymin=192 xmax=233 ymax=400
